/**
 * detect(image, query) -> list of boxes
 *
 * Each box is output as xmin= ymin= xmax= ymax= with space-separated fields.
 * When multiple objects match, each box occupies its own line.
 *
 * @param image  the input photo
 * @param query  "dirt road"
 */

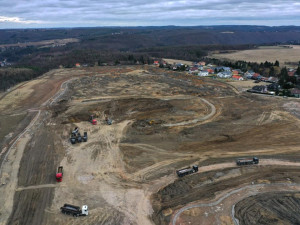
xmin=163 ymin=98 xmax=216 ymax=127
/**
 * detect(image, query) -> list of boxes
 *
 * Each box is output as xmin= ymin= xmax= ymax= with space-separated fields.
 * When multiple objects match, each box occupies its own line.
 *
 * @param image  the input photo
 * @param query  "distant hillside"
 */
xmin=2 ymin=25 xmax=300 ymax=92
xmin=1 ymin=26 xmax=300 ymax=47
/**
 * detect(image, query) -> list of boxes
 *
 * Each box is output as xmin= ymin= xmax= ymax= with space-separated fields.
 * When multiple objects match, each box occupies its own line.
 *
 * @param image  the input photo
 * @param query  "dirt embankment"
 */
xmin=152 ymin=166 xmax=300 ymax=225
xmin=235 ymin=192 xmax=300 ymax=225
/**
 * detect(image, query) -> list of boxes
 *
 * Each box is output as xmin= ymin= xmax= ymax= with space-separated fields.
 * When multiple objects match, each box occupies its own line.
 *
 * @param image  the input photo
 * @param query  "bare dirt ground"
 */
xmin=227 ymin=80 xmax=261 ymax=92
xmin=1 ymin=65 xmax=300 ymax=225
xmin=163 ymin=58 xmax=194 ymax=66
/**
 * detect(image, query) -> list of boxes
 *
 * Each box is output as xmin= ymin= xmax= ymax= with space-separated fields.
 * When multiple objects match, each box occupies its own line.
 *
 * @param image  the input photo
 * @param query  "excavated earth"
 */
xmin=235 ymin=192 xmax=300 ymax=224
xmin=0 ymin=65 xmax=300 ymax=225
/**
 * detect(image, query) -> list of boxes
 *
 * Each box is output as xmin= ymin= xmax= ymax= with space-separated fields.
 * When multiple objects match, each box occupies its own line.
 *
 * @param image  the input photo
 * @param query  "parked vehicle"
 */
xmin=77 ymin=132 xmax=82 ymax=142
xmin=83 ymin=132 xmax=88 ymax=142
xmin=70 ymin=134 xmax=77 ymax=144
xmin=70 ymin=128 xmax=87 ymax=144
xmin=105 ymin=116 xmax=112 ymax=125
xmin=56 ymin=166 xmax=63 ymax=182
xmin=72 ymin=127 xmax=79 ymax=135
xmin=89 ymin=115 xmax=97 ymax=125
xmin=60 ymin=204 xmax=88 ymax=217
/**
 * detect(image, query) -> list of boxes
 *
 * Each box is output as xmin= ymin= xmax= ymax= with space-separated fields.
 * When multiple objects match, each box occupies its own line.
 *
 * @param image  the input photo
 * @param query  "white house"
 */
xmin=217 ymin=71 xmax=232 ymax=78
xmin=198 ymin=71 xmax=209 ymax=77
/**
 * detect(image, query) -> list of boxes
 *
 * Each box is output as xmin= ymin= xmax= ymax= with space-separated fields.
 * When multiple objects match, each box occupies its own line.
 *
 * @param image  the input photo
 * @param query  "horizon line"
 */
xmin=0 ymin=24 xmax=299 ymax=30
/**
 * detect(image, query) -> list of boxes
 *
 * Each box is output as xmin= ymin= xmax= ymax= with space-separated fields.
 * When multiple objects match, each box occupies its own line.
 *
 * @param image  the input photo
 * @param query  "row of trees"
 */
xmin=0 ymin=68 xmax=36 ymax=91
xmin=208 ymin=58 xmax=282 ymax=76
xmin=278 ymin=67 xmax=299 ymax=89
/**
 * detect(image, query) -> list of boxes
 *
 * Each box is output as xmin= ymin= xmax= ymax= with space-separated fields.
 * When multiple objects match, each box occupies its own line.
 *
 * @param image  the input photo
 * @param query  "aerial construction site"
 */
xmin=0 ymin=65 xmax=300 ymax=225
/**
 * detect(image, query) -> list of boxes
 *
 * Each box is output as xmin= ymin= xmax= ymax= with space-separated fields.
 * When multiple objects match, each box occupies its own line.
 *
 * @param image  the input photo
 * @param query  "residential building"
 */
xmin=232 ymin=75 xmax=244 ymax=81
xmin=198 ymin=71 xmax=209 ymax=77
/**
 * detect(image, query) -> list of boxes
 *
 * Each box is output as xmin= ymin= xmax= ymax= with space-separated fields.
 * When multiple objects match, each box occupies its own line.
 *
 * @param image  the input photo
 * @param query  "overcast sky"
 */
xmin=1 ymin=0 xmax=300 ymax=28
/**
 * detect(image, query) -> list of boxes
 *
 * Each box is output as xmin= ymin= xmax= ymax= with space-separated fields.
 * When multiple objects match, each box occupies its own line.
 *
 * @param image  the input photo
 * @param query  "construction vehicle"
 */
xmin=89 ymin=115 xmax=97 ymax=125
xmin=56 ymin=166 xmax=63 ymax=182
xmin=176 ymin=165 xmax=198 ymax=177
xmin=83 ymin=132 xmax=88 ymax=142
xmin=105 ymin=116 xmax=112 ymax=125
xmin=236 ymin=157 xmax=259 ymax=166
xmin=70 ymin=134 xmax=77 ymax=144
xmin=72 ymin=127 xmax=79 ymax=135
xmin=77 ymin=132 xmax=82 ymax=142
xmin=60 ymin=204 xmax=88 ymax=217
xmin=70 ymin=127 xmax=87 ymax=144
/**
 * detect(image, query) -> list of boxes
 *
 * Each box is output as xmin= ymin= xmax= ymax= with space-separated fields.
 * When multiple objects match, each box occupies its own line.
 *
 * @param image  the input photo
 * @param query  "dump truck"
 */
xmin=83 ymin=132 xmax=88 ymax=142
xmin=60 ymin=204 xmax=88 ymax=217
xmin=89 ymin=115 xmax=97 ymax=125
xmin=236 ymin=157 xmax=259 ymax=166
xmin=56 ymin=166 xmax=63 ymax=182
xmin=176 ymin=165 xmax=198 ymax=177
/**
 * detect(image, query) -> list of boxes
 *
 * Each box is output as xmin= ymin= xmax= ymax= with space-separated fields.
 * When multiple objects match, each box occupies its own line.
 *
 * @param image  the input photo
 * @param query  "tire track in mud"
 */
xmin=162 ymin=98 xmax=216 ymax=127
xmin=0 ymin=109 xmax=40 ymax=175
xmin=0 ymin=77 xmax=72 ymax=173
xmin=0 ymin=77 xmax=73 ymax=225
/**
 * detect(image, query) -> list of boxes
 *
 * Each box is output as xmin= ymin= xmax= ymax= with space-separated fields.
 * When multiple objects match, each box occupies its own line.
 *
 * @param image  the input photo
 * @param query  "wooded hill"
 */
xmin=1 ymin=25 xmax=300 ymax=91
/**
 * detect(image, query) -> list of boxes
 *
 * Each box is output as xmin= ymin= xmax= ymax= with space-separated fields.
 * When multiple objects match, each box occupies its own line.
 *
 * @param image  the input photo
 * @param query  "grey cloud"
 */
xmin=0 ymin=0 xmax=300 ymax=28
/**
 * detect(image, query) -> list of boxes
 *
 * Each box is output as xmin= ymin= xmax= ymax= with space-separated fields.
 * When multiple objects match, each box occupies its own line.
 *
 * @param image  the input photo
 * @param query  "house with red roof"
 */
xmin=232 ymin=75 xmax=244 ymax=81
xmin=252 ymin=73 xmax=261 ymax=80
xmin=232 ymin=70 xmax=239 ymax=75
xmin=206 ymin=69 xmax=214 ymax=74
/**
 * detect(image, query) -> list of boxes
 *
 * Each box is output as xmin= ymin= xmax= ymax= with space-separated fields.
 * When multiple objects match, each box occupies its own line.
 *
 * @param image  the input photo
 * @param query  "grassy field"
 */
xmin=210 ymin=45 xmax=300 ymax=67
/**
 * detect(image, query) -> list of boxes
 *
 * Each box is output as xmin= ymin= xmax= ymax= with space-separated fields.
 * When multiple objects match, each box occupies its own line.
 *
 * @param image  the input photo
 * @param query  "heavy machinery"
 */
xmin=56 ymin=166 xmax=63 ymax=182
xmin=70 ymin=134 xmax=77 ymax=144
xmin=60 ymin=204 xmax=88 ymax=217
xmin=236 ymin=157 xmax=259 ymax=166
xmin=89 ymin=115 xmax=97 ymax=125
xmin=72 ymin=127 xmax=79 ymax=135
xmin=176 ymin=165 xmax=198 ymax=177
xmin=77 ymin=132 xmax=82 ymax=143
xmin=105 ymin=116 xmax=112 ymax=125
xmin=83 ymin=132 xmax=88 ymax=142
xmin=70 ymin=128 xmax=87 ymax=144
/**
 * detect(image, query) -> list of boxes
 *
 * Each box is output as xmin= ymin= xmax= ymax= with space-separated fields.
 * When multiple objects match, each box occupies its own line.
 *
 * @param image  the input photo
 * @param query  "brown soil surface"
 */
xmin=235 ymin=192 xmax=300 ymax=225
xmin=0 ymin=65 xmax=300 ymax=225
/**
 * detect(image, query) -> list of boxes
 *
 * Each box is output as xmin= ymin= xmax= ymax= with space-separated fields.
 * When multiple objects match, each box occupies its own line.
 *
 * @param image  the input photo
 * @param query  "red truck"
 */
xmin=56 ymin=166 xmax=63 ymax=182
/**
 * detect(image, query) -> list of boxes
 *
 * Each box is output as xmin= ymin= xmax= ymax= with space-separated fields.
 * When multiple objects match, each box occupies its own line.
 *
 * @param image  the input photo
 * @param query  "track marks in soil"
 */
xmin=163 ymin=98 xmax=216 ymax=127
xmin=16 ymin=184 xmax=57 ymax=192
xmin=172 ymin=183 xmax=300 ymax=225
